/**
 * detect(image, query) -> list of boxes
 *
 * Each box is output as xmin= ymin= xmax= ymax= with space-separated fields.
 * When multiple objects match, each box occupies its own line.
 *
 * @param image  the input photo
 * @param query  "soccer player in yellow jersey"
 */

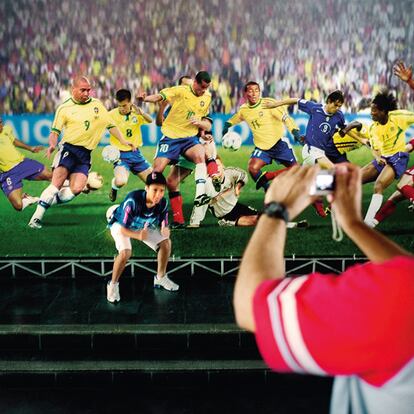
xmin=341 ymin=90 xmax=414 ymax=226
xmin=138 ymin=71 xmax=213 ymax=207
xmin=108 ymin=89 xmax=153 ymax=202
xmin=222 ymin=81 xmax=300 ymax=191
xmin=29 ymin=76 xmax=133 ymax=229
xmin=0 ymin=117 xmax=52 ymax=211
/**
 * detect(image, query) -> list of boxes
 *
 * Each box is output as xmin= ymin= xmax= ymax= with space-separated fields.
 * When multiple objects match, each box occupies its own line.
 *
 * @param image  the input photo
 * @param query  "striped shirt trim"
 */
xmin=279 ymin=276 xmax=327 ymax=375
xmin=267 ymin=276 xmax=327 ymax=375
xmin=267 ymin=278 xmax=305 ymax=373
xmin=51 ymin=127 xmax=61 ymax=134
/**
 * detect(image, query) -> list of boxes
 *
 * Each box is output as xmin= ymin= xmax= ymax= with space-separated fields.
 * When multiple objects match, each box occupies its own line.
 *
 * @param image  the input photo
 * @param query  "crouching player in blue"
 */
xmin=106 ymin=172 xmax=178 ymax=303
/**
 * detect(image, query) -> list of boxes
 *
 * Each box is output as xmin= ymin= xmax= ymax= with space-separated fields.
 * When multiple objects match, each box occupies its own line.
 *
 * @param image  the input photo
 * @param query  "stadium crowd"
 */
xmin=1 ymin=0 xmax=413 ymax=114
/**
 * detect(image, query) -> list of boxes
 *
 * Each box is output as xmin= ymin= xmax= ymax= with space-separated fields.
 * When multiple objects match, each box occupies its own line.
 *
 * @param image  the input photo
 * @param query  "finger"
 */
xmin=144 ymin=222 xmax=149 ymax=229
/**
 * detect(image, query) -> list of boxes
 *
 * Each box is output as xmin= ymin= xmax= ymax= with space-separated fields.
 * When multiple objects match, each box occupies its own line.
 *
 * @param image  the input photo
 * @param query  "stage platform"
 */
xmin=0 ymin=258 xmax=346 ymax=413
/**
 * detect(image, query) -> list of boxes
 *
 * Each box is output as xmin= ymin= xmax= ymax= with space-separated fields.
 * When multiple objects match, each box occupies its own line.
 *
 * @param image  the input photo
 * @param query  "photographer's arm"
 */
xmin=234 ymin=166 xmax=319 ymax=332
xmin=330 ymin=164 xmax=411 ymax=263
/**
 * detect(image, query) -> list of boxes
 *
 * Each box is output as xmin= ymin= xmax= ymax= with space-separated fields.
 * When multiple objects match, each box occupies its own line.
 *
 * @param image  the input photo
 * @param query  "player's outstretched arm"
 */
xmin=394 ymin=61 xmax=414 ymax=90
xmin=13 ymin=138 xmax=43 ymax=153
xmin=262 ymin=97 xmax=299 ymax=109
xmin=132 ymin=104 xmax=153 ymax=123
xmin=138 ymin=93 xmax=163 ymax=103
xmin=328 ymin=164 xmax=411 ymax=262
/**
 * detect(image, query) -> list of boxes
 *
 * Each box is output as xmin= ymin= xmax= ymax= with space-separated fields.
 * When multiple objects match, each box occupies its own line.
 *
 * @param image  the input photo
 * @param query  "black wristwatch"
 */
xmin=263 ymin=202 xmax=289 ymax=223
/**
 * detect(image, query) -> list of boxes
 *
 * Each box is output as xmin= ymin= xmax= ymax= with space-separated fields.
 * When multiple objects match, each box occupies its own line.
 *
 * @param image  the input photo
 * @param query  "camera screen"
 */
xmin=316 ymin=173 xmax=335 ymax=191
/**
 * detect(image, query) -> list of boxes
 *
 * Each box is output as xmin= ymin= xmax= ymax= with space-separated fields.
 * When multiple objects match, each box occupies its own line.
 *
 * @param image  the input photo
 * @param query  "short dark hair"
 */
xmin=244 ymin=81 xmax=260 ymax=92
xmin=146 ymin=171 xmax=167 ymax=187
xmin=178 ymin=75 xmax=191 ymax=85
xmin=115 ymin=89 xmax=132 ymax=102
xmin=326 ymin=90 xmax=344 ymax=104
xmin=372 ymin=89 xmax=398 ymax=112
xmin=195 ymin=71 xmax=211 ymax=84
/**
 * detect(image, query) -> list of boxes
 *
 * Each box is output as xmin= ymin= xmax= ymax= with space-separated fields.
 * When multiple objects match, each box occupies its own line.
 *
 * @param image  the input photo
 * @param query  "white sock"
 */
xmin=111 ymin=178 xmax=121 ymax=191
xmin=57 ymin=187 xmax=76 ymax=203
xmin=190 ymin=204 xmax=208 ymax=225
xmin=31 ymin=184 xmax=59 ymax=221
xmin=194 ymin=163 xmax=207 ymax=198
xmin=364 ymin=193 xmax=383 ymax=223
xmin=21 ymin=197 xmax=35 ymax=210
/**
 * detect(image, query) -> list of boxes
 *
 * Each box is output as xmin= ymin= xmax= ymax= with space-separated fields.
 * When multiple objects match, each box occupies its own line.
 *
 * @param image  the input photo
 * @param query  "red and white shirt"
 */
xmin=253 ymin=256 xmax=414 ymax=413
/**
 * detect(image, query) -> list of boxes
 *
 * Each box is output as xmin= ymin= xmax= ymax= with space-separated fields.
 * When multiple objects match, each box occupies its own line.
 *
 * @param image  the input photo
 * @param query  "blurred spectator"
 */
xmin=1 ymin=0 xmax=413 ymax=114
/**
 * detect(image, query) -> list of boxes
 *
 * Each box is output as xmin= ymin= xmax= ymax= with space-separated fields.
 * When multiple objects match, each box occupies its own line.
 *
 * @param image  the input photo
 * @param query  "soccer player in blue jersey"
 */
xmin=263 ymin=90 xmax=346 ymax=217
xmin=106 ymin=172 xmax=178 ymax=303
xmin=263 ymin=90 xmax=346 ymax=169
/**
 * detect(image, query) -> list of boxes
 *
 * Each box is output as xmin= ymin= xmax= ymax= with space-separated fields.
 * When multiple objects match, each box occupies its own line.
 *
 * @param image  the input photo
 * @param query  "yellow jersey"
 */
xmin=159 ymin=85 xmax=211 ymax=138
xmin=227 ymin=98 xmax=298 ymax=150
xmin=0 ymin=125 xmax=24 ymax=173
xmin=333 ymin=131 xmax=361 ymax=154
xmin=109 ymin=109 xmax=151 ymax=151
xmin=51 ymin=97 xmax=115 ymax=150
xmin=361 ymin=110 xmax=414 ymax=157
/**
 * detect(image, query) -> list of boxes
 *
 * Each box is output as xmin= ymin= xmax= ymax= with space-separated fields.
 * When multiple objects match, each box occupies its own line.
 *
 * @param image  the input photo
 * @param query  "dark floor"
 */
xmin=0 ymin=273 xmax=234 ymax=325
xmin=0 ymin=272 xmax=333 ymax=413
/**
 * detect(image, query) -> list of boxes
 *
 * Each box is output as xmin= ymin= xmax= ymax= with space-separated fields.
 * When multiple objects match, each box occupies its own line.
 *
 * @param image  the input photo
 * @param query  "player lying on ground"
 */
xmin=341 ymin=89 xmax=414 ymax=227
xmin=106 ymin=172 xmax=178 ymax=303
xmin=0 ymin=116 xmax=52 ymax=211
xmin=108 ymin=88 xmax=153 ymax=202
xmin=188 ymin=157 xmax=307 ymax=229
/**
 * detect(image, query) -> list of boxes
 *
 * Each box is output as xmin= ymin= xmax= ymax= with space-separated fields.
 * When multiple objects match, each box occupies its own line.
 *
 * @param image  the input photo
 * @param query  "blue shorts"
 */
xmin=0 ymin=158 xmax=45 ymax=197
xmin=326 ymin=153 xmax=348 ymax=164
xmin=53 ymin=142 xmax=91 ymax=176
xmin=115 ymin=150 xmax=151 ymax=174
xmin=372 ymin=152 xmax=409 ymax=179
xmin=250 ymin=138 xmax=296 ymax=166
xmin=156 ymin=136 xmax=200 ymax=163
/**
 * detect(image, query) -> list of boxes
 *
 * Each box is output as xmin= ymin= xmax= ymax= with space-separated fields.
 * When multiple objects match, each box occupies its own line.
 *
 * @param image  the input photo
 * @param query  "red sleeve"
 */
xmin=253 ymin=256 xmax=414 ymax=385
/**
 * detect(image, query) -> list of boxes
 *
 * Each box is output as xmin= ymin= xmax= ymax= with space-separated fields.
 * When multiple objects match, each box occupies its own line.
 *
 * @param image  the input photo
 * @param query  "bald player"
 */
xmin=29 ymin=76 xmax=133 ymax=229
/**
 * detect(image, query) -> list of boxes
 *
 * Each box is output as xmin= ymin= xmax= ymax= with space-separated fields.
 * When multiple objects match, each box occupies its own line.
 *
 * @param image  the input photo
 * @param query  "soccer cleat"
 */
xmin=255 ymin=172 xmax=267 ymax=190
xmin=365 ymin=218 xmax=379 ymax=228
xmin=218 ymin=218 xmax=236 ymax=227
xmin=194 ymin=194 xmax=210 ymax=207
xmin=187 ymin=222 xmax=200 ymax=229
xmin=28 ymin=218 xmax=42 ymax=229
xmin=313 ymin=202 xmax=327 ymax=218
xmin=22 ymin=193 xmax=40 ymax=206
xmin=408 ymin=200 xmax=414 ymax=213
xmin=109 ymin=188 xmax=117 ymax=202
xmin=211 ymin=174 xmax=222 ymax=192
xmin=297 ymin=220 xmax=309 ymax=228
xmin=107 ymin=281 xmax=120 ymax=303
xmin=154 ymin=275 xmax=179 ymax=292
xmin=170 ymin=221 xmax=186 ymax=229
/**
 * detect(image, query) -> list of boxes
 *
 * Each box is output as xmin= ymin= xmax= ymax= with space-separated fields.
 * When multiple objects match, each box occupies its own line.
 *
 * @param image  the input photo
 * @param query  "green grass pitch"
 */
xmin=0 ymin=145 xmax=413 ymax=258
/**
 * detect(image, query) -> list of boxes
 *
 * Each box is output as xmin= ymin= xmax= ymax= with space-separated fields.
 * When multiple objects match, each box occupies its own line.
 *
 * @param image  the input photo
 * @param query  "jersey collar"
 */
xmin=248 ymin=98 xmax=262 ymax=109
xmin=71 ymin=97 xmax=92 ymax=105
